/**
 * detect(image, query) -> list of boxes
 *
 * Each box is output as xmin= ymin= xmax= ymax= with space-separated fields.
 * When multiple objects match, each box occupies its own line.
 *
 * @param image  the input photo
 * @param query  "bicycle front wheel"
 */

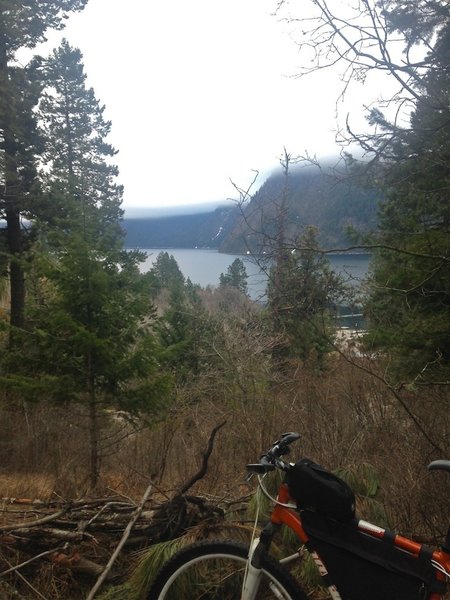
xmin=147 ymin=539 xmax=307 ymax=600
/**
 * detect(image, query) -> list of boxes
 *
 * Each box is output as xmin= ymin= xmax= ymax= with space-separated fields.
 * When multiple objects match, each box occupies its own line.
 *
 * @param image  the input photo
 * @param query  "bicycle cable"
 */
xmin=257 ymin=474 xmax=297 ymax=509
xmin=431 ymin=559 xmax=450 ymax=579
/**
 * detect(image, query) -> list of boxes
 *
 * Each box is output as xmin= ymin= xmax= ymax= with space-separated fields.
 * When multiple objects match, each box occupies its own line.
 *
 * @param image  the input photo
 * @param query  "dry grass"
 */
xmin=1 ymin=357 xmax=447 ymax=533
xmin=0 ymin=473 xmax=56 ymax=502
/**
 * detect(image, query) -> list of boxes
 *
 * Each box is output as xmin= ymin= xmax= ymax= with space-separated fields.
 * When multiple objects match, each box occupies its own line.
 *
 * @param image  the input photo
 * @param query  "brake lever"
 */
xmin=246 ymin=433 xmax=300 ymax=479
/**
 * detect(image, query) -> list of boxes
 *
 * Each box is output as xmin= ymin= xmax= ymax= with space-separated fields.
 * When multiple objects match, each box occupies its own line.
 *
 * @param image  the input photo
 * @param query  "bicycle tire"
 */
xmin=147 ymin=539 xmax=308 ymax=600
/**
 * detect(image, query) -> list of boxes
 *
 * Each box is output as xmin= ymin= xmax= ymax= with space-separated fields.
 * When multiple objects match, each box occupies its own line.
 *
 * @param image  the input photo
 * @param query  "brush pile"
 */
xmin=0 ymin=423 xmax=228 ymax=599
xmin=0 ymin=492 xmax=225 ymax=599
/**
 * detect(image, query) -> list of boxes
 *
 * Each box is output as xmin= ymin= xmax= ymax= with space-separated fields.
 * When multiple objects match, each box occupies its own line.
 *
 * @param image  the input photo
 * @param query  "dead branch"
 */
xmin=0 ymin=546 xmax=66 ymax=577
xmin=0 ymin=509 xmax=68 ymax=532
xmin=179 ymin=421 xmax=227 ymax=495
xmin=0 ymin=482 xmax=229 ymax=595
xmin=8 ymin=527 xmax=91 ymax=542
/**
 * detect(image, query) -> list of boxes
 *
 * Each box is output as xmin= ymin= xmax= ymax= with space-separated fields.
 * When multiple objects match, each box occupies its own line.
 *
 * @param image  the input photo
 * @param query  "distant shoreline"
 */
xmin=126 ymin=246 xmax=372 ymax=258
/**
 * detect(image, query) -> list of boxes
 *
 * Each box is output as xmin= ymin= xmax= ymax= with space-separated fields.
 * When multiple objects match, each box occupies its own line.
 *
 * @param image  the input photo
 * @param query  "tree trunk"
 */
xmin=87 ymin=352 xmax=99 ymax=491
xmin=0 ymin=28 xmax=26 ymax=337
xmin=88 ymin=389 xmax=99 ymax=491
xmin=5 ymin=206 xmax=25 ymax=332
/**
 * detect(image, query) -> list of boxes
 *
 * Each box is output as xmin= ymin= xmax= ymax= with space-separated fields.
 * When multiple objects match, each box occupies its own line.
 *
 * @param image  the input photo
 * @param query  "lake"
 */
xmin=138 ymin=248 xmax=371 ymax=301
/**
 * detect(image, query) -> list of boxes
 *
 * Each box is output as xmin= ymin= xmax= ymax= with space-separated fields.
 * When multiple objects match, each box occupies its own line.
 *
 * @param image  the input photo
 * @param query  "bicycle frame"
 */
xmin=247 ymin=482 xmax=450 ymax=600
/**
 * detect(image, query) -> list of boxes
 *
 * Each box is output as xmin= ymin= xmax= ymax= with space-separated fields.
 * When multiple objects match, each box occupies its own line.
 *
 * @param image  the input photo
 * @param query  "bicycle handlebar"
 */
xmin=246 ymin=432 xmax=300 ymax=475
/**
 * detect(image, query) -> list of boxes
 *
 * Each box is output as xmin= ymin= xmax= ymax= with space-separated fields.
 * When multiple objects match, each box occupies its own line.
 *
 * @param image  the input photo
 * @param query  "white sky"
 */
xmin=26 ymin=0 xmax=387 ymax=214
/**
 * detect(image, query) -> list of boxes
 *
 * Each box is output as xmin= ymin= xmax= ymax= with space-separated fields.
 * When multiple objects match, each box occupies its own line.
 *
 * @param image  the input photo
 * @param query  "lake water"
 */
xmin=138 ymin=248 xmax=371 ymax=301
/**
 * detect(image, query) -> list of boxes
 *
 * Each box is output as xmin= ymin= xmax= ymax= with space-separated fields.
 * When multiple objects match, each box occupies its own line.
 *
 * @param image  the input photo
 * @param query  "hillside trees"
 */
xmin=2 ymin=41 xmax=169 ymax=489
xmin=158 ymin=282 xmax=216 ymax=384
xmin=0 ymin=0 xmax=88 ymax=333
xmin=279 ymin=1 xmax=450 ymax=388
xmin=240 ymin=152 xmax=346 ymax=366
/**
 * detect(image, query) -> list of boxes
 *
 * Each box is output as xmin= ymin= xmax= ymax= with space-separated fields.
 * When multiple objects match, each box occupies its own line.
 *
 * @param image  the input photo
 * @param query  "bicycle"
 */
xmin=147 ymin=432 xmax=450 ymax=599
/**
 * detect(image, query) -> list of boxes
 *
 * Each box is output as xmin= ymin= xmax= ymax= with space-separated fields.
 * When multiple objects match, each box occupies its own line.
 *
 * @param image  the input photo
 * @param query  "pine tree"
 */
xmin=268 ymin=226 xmax=344 ymax=365
xmin=2 ymin=40 xmax=170 ymax=489
xmin=364 ymin=17 xmax=450 ymax=386
xmin=38 ymin=39 xmax=123 ymax=244
xmin=219 ymin=258 xmax=248 ymax=296
xmin=150 ymin=254 xmax=216 ymax=383
xmin=149 ymin=251 xmax=185 ymax=294
xmin=0 ymin=0 xmax=88 ymax=332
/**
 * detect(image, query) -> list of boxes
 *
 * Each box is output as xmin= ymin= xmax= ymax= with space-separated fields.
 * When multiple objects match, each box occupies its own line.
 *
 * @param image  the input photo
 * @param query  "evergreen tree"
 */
xmin=150 ymin=255 xmax=215 ymax=383
xmin=158 ymin=284 xmax=214 ymax=383
xmin=10 ymin=239 xmax=169 ymax=489
xmin=219 ymin=258 xmax=248 ymax=296
xmin=38 ymin=39 xmax=123 ymax=243
xmin=0 ymin=0 xmax=88 ymax=332
xmin=268 ymin=226 xmax=344 ymax=364
xmin=1 ymin=40 xmax=169 ymax=489
xmin=364 ymin=16 xmax=450 ymax=386
xmin=149 ymin=251 xmax=185 ymax=295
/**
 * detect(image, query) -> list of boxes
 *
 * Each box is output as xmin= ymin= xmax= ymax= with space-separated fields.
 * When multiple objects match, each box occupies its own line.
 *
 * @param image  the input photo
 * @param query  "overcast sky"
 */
xmin=26 ymin=0 xmax=383 ymax=215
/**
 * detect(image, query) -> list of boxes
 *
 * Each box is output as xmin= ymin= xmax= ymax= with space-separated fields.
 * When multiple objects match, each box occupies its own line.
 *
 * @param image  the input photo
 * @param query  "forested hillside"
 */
xmin=123 ymin=205 xmax=238 ymax=248
xmin=123 ymin=165 xmax=380 ymax=250
xmin=219 ymin=163 xmax=380 ymax=253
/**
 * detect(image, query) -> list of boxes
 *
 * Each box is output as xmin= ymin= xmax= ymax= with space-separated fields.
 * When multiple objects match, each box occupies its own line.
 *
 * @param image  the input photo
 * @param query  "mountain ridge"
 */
xmin=123 ymin=166 xmax=380 ymax=250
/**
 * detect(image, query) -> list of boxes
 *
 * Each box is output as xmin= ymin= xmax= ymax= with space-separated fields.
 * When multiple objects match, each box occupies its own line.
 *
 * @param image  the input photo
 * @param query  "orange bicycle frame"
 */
xmin=269 ymin=483 xmax=450 ymax=599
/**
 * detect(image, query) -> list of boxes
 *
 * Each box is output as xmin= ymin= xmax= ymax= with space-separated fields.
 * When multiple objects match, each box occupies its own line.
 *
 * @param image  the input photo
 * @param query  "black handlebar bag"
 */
xmin=302 ymin=511 xmax=445 ymax=600
xmin=285 ymin=458 xmax=356 ymax=523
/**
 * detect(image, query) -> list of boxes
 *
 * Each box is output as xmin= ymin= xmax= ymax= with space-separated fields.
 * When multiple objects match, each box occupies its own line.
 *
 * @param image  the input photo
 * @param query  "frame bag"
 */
xmin=285 ymin=458 xmax=356 ymax=522
xmin=302 ymin=511 xmax=444 ymax=600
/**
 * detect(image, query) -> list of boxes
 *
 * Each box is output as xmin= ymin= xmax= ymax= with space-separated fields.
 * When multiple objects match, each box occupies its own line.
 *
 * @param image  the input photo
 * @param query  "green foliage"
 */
xmin=0 ymin=1 xmax=88 ymax=57
xmin=0 ymin=0 xmax=89 ymax=330
xmin=246 ymin=470 xmax=284 ymax=523
xmin=219 ymin=258 xmax=248 ymax=296
xmin=336 ymin=463 xmax=389 ymax=526
xmin=98 ymin=535 xmax=204 ymax=600
xmin=146 ymin=252 xmax=220 ymax=385
xmin=157 ymin=280 xmax=216 ymax=384
xmin=149 ymin=251 xmax=185 ymax=295
xmin=268 ymin=226 xmax=346 ymax=364
xmin=0 ymin=39 xmax=172 ymax=488
xmin=129 ymin=537 xmax=193 ymax=599
xmin=364 ymin=14 xmax=450 ymax=386
xmin=2 ymin=238 xmax=170 ymax=408
xmin=38 ymin=39 xmax=123 ymax=233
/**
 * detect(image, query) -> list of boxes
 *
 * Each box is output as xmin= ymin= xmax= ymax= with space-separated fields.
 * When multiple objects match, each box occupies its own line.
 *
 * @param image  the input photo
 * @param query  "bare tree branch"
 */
xmin=179 ymin=421 xmax=227 ymax=495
